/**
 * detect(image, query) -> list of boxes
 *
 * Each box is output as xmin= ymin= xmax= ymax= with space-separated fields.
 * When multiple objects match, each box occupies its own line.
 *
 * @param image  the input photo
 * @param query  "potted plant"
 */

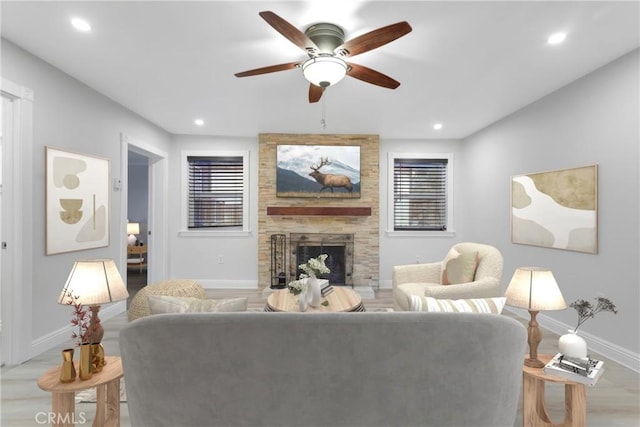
xmin=559 ymin=296 xmax=618 ymax=359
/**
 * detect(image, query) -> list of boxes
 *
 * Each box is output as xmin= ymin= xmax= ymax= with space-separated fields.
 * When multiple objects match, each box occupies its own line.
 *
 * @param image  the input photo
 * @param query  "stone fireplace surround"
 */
xmin=258 ymin=133 xmax=380 ymax=294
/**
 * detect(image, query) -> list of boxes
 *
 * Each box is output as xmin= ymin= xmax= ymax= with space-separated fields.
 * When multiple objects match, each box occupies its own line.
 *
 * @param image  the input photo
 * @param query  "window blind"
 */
xmin=393 ymin=158 xmax=448 ymax=231
xmin=188 ymin=156 xmax=243 ymax=228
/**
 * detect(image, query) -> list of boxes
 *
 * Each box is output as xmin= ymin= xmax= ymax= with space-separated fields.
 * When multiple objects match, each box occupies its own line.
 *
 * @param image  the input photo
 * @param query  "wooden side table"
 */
xmin=127 ymin=245 xmax=147 ymax=273
xmin=265 ymin=287 xmax=365 ymax=312
xmin=522 ymin=354 xmax=587 ymax=427
xmin=38 ymin=355 xmax=123 ymax=427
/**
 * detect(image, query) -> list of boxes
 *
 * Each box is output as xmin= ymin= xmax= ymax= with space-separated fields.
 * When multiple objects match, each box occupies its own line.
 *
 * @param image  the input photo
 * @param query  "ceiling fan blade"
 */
xmin=234 ymin=62 xmax=300 ymax=77
xmin=259 ymin=11 xmax=319 ymax=54
xmin=309 ymin=84 xmax=323 ymax=103
xmin=336 ymin=21 xmax=412 ymax=57
xmin=346 ymin=62 xmax=400 ymax=89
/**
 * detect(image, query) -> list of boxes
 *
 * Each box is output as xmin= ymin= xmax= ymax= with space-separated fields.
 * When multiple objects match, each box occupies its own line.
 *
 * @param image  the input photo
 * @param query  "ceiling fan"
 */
xmin=235 ymin=11 xmax=412 ymax=103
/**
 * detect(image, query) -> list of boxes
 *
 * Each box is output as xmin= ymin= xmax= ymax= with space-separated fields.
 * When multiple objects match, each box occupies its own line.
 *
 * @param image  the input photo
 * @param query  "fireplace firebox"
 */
xmin=289 ymin=233 xmax=354 ymax=287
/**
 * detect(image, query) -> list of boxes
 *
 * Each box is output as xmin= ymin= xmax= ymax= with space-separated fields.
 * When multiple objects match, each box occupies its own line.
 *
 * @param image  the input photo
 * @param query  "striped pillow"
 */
xmin=410 ymin=296 xmax=506 ymax=314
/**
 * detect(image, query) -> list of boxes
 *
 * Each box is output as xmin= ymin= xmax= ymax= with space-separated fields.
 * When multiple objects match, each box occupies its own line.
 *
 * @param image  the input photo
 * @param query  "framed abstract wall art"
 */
xmin=276 ymin=144 xmax=361 ymax=198
xmin=46 ymin=147 xmax=110 ymax=255
xmin=511 ymin=164 xmax=598 ymax=254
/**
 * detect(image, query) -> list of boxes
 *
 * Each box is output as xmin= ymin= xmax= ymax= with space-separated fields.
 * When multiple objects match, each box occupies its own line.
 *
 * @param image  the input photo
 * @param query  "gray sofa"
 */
xmin=120 ymin=312 xmax=526 ymax=427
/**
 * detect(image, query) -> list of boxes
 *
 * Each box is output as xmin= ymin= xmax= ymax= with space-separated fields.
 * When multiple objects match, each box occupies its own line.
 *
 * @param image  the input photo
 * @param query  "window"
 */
xmin=183 ymin=151 xmax=249 ymax=233
xmin=388 ymin=153 xmax=453 ymax=233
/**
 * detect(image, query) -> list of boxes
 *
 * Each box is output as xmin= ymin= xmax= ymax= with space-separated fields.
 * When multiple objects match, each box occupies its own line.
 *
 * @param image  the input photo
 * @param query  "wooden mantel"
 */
xmin=267 ymin=206 xmax=372 ymax=216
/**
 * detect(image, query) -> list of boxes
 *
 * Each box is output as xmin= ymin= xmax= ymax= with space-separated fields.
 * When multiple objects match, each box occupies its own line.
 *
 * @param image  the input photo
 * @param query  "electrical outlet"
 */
xmin=217 ymin=255 xmax=224 ymax=264
xmin=416 ymin=255 xmax=421 ymax=264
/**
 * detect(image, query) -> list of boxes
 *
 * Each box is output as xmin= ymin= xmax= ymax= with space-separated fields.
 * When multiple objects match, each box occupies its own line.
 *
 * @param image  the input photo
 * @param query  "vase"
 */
xmin=59 ymin=348 xmax=76 ymax=383
xmin=298 ymin=288 xmax=308 ymax=312
xmin=307 ymin=277 xmax=322 ymax=308
xmin=79 ymin=343 xmax=93 ymax=380
xmin=558 ymin=329 xmax=588 ymax=359
xmin=91 ymin=342 xmax=105 ymax=373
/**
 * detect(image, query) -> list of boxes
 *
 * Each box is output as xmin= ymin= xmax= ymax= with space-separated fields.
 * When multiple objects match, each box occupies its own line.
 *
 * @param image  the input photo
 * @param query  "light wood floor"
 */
xmin=2 ymin=282 xmax=638 ymax=426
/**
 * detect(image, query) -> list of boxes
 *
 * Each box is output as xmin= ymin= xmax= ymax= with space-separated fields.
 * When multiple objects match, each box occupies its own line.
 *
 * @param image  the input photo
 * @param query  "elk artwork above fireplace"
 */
xmin=276 ymin=144 xmax=361 ymax=198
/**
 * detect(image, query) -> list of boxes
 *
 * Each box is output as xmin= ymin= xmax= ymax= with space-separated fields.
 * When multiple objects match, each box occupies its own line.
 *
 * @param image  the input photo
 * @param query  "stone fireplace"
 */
xmin=258 ymin=133 xmax=380 ymax=291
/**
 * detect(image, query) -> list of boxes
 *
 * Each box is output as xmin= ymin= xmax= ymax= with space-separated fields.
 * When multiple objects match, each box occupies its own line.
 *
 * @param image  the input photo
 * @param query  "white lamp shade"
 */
xmin=58 ymin=259 xmax=129 ymax=306
xmin=505 ymin=267 xmax=567 ymax=311
xmin=127 ymin=222 xmax=140 ymax=235
xmin=302 ymin=56 xmax=348 ymax=87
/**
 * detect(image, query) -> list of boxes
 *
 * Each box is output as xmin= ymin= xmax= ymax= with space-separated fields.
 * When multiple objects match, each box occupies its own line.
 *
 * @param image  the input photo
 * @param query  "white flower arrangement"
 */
xmin=288 ymin=279 xmax=307 ymax=296
xmin=298 ymin=254 xmax=330 ymax=278
xmin=288 ymin=254 xmax=331 ymax=296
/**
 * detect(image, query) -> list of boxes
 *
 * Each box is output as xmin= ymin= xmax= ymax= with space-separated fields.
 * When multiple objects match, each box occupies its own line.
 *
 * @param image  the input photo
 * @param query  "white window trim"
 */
xmin=386 ymin=152 xmax=455 ymax=237
xmin=179 ymin=150 xmax=250 ymax=237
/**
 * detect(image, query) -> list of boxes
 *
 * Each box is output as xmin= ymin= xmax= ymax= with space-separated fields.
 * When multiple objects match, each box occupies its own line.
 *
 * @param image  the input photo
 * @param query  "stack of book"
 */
xmin=320 ymin=282 xmax=334 ymax=297
xmin=543 ymin=353 xmax=605 ymax=386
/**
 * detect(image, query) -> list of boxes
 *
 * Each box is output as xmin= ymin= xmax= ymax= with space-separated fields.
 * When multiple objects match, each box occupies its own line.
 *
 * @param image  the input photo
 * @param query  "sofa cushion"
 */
xmin=442 ymin=251 xmax=478 ymax=285
xmin=410 ymin=296 xmax=506 ymax=313
xmin=147 ymin=295 xmax=248 ymax=314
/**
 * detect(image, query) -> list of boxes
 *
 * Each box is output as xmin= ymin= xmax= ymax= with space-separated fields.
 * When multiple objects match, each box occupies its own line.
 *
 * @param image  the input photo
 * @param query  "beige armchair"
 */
xmin=393 ymin=242 xmax=504 ymax=311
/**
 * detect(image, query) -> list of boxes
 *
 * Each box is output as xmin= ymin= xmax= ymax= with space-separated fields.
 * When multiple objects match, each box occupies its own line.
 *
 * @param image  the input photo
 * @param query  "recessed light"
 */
xmin=194 ymin=119 xmax=204 ymax=126
xmin=547 ymin=32 xmax=567 ymax=45
xmin=433 ymin=123 xmax=443 ymax=130
xmin=71 ymin=18 xmax=91 ymax=32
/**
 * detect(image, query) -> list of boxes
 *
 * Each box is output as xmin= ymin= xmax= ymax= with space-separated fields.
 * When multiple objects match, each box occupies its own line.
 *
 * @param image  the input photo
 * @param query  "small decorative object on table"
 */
xmin=59 ymin=348 xmax=76 ymax=383
xmin=543 ymin=352 xmax=605 ymax=386
xmin=288 ymin=279 xmax=308 ymax=312
xmin=79 ymin=343 xmax=93 ymax=380
xmin=288 ymin=254 xmax=331 ymax=309
xmin=298 ymin=254 xmax=330 ymax=307
xmin=91 ymin=342 xmax=106 ymax=373
xmin=560 ymin=296 xmax=617 ymax=358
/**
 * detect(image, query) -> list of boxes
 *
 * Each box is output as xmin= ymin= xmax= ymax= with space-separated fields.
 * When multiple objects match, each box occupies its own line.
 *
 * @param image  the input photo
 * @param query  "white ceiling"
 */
xmin=2 ymin=1 xmax=638 ymax=139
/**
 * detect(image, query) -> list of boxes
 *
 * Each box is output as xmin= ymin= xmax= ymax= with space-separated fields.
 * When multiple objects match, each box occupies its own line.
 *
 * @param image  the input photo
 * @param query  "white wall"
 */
xmin=167 ymin=134 xmax=259 ymax=288
xmin=460 ymin=49 xmax=639 ymax=364
xmin=1 ymin=39 xmax=171 ymax=360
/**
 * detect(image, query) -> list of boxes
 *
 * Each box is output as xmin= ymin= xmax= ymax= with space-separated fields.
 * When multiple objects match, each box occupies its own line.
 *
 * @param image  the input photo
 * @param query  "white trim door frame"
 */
xmin=1 ymin=78 xmax=34 ymax=365
xmin=120 ymin=133 xmax=168 ymax=284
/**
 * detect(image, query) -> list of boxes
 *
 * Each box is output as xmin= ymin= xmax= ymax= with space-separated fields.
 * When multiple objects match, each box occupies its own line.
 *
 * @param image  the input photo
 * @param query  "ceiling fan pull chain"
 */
xmin=321 ymin=92 xmax=327 ymax=130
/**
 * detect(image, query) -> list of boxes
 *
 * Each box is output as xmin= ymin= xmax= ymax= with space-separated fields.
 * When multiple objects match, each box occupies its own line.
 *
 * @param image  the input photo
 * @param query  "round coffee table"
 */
xmin=265 ymin=286 xmax=365 ymax=312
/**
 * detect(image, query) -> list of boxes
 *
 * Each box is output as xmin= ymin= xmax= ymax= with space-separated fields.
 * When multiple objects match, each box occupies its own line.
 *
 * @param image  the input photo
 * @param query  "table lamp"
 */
xmin=505 ymin=267 xmax=567 ymax=368
xmin=127 ymin=222 xmax=140 ymax=246
xmin=58 ymin=259 xmax=129 ymax=344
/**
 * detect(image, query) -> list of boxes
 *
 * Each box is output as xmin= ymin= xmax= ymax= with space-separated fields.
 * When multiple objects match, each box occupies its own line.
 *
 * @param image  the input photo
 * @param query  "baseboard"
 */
xmin=505 ymin=307 xmax=640 ymax=373
xmin=29 ymin=301 xmax=127 ymax=361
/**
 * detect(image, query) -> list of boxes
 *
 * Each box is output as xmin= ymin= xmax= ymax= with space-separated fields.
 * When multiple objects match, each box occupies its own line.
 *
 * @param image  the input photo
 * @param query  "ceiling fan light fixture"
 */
xmin=302 ymin=56 xmax=348 ymax=88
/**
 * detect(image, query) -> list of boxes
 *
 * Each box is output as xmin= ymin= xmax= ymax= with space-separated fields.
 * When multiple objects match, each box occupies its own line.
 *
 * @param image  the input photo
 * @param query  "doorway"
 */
xmin=127 ymin=150 xmax=149 ymax=295
xmin=1 ymin=78 xmax=34 ymax=366
xmin=120 ymin=133 xmax=168 ymax=293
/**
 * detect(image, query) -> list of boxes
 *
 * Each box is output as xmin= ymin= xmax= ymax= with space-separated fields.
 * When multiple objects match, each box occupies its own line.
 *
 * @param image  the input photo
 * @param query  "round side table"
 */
xmin=38 ymin=355 xmax=123 ymax=427
xmin=522 ymin=354 xmax=587 ymax=426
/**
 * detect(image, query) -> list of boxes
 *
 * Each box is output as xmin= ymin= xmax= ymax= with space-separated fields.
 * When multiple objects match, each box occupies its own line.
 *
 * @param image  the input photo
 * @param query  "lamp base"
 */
xmin=525 ymin=357 xmax=545 ymax=368
xmin=88 ymin=305 xmax=104 ymax=344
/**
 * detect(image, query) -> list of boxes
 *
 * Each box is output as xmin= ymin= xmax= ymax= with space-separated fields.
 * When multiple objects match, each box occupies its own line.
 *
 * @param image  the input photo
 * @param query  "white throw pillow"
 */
xmin=147 ymin=295 xmax=248 ymax=314
xmin=410 ymin=296 xmax=506 ymax=314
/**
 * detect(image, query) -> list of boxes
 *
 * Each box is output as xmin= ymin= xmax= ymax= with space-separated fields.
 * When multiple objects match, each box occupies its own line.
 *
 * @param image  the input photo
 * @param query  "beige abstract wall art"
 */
xmin=511 ymin=165 xmax=598 ymax=254
xmin=46 ymin=147 xmax=110 ymax=255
